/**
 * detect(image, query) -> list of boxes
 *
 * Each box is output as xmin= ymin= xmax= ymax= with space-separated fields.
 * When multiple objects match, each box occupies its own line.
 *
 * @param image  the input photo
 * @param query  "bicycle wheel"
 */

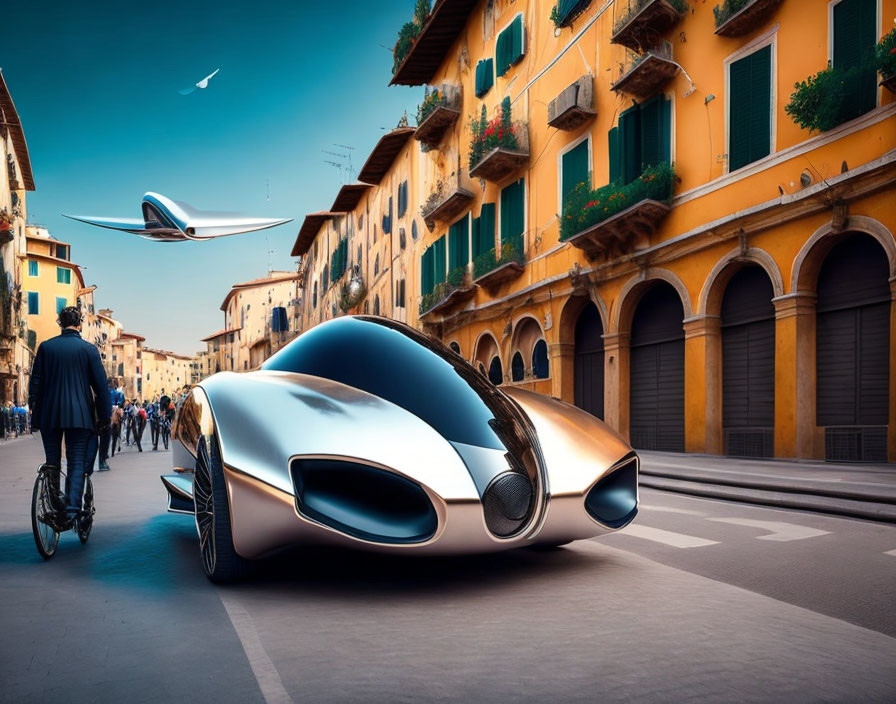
xmin=77 ymin=477 xmax=94 ymax=544
xmin=31 ymin=468 xmax=60 ymax=559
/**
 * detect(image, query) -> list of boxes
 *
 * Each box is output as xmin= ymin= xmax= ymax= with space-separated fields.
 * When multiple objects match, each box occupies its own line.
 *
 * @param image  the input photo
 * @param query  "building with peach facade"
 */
xmin=291 ymin=0 xmax=896 ymax=463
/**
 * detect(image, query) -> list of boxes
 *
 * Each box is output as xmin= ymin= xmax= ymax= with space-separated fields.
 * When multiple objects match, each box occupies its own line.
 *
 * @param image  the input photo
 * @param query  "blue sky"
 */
xmin=2 ymin=0 xmax=420 ymax=354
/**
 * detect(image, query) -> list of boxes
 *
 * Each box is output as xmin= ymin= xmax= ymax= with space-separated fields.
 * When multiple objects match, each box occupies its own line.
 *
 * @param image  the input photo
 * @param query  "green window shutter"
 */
xmin=28 ymin=260 xmax=38 ymax=276
xmin=28 ymin=291 xmax=39 ymax=315
xmin=474 ymin=203 xmax=496 ymax=257
xmin=608 ymin=127 xmax=620 ymax=184
xmin=56 ymin=297 xmax=67 ymax=314
xmin=475 ymin=59 xmax=493 ymax=97
xmin=434 ymin=235 xmax=447 ymax=283
xmin=500 ymin=179 xmax=525 ymax=245
xmin=833 ymin=0 xmax=877 ymax=120
xmin=471 ymin=214 xmax=481 ymax=260
xmin=729 ymin=47 xmax=770 ymax=172
xmin=619 ymin=104 xmax=641 ymax=184
xmin=455 ymin=214 xmax=469 ymax=267
xmin=496 ymin=16 xmax=523 ymax=76
xmin=639 ymin=95 xmax=662 ymax=170
xmin=496 ymin=26 xmax=510 ymax=76
xmin=421 ymin=247 xmax=432 ymax=295
xmin=511 ymin=15 xmax=524 ymax=65
xmin=659 ymin=94 xmax=672 ymax=164
xmin=561 ymin=139 xmax=590 ymax=214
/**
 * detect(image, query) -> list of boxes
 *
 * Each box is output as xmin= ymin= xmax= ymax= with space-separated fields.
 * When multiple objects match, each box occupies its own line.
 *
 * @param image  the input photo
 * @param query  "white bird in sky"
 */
xmin=178 ymin=68 xmax=220 ymax=95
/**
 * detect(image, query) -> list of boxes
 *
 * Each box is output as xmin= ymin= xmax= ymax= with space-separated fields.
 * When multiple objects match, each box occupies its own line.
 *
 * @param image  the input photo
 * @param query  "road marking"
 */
xmin=218 ymin=592 xmax=295 ymax=704
xmin=621 ymin=524 xmax=719 ymax=548
xmin=707 ymin=518 xmax=830 ymax=541
xmin=639 ymin=504 xmax=705 ymax=516
xmin=885 ymin=549 xmax=896 ymax=557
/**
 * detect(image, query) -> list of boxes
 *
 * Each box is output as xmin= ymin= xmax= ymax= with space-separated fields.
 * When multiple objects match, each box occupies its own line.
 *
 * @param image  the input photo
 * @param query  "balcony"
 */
xmin=419 ymin=268 xmax=476 ymax=319
xmin=714 ymin=0 xmax=783 ymax=37
xmin=415 ymin=85 xmax=462 ymax=149
xmin=561 ymin=163 xmax=674 ymax=260
xmin=473 ymin=237 xmax=525 ymax=292
xmin=881 ymin=75 xmax=896 ymax=97
xmin=547 ymin=75 xmax=596 ymax=131
xmin=420 ymin=181 xmax=474 ymax=231
xmin=564 ymin=200 xmax=670 ymax=259
xmin=469 ymin=98 xmax=529 ymax=182
xmin=610 ymin=44 xmax=678 ymax=100
xmin=611 ymin=0 xmax=687 ymax=53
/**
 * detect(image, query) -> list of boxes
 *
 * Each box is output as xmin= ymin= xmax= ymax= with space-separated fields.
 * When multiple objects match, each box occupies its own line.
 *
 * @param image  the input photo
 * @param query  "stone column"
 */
xmin=683 ymin=315 xmax=722 ymax=454
xmin=602 ymin=332 xmax=630 ymax=440
xmin=549 ymin=342 xmax=575 ymax=403
xmin=772 ymin=292 xmax=818 ymax=459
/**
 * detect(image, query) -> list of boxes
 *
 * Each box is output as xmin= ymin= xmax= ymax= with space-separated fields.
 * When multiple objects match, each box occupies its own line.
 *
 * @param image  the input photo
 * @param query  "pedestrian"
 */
xmin=28 ymin=306 xmax=111 ymax=528
xmin=0 ymin=402 xmax=7 ymax=440
xmin=109 ymin=404 xmax=123 ymax=457
xmin=97 ymin=379 xmax=117 ymax=471
xmin=134 ymin=401 xmax=147 ymax=452
xmin=124 ymin=400 xmax=135 ymax=446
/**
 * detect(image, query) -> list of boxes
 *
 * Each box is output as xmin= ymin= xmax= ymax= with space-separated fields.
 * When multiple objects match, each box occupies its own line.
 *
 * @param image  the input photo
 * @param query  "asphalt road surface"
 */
xmin=1 ymin=434 xmax=895 ymax=703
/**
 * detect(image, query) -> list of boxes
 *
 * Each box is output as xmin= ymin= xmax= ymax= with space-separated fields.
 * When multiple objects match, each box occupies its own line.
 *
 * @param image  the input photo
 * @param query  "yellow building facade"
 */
xmin=293 ymin=0 xmax=896 ymax=463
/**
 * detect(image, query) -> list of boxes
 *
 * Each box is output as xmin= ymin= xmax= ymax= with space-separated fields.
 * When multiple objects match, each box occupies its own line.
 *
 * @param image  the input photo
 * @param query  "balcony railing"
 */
xmin=547 ymin=75 xmax=596 ymax=131
xmin=611 ymin=0 xmax=687 ymax=52
xmin=469 ymin=98 xmax=530 ymax=182
xmin=415 ymin=84 xmax=462 ymax=149
xmin=473 ymin=236 xmax=525 ymax=291
xmin=419 ymin=267 xmax=476 ymax=318
xmin=420 ymin=180 xmax=474 ymax=230
xmin=610 ymin=42 xmax=678 ymax=100
xmin=714 ymin=0 xmax=783 ymax=37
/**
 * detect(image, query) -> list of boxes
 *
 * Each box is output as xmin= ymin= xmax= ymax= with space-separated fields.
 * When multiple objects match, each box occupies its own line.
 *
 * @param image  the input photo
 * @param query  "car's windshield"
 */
xmin=262 ymin=316 xmax=513 ymax=450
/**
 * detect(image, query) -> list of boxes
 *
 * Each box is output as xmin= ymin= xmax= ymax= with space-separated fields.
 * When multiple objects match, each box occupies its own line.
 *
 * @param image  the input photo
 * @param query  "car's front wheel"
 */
xmin=194 ymin=435 xmax=252 ymax=583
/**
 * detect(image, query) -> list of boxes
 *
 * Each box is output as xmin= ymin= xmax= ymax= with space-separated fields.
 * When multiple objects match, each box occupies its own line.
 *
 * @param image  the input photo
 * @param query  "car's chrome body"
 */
xmin=64 ymin=192 xmax=292 ymax=242
xmin=162 ymin=316 xmax=638 ymax=558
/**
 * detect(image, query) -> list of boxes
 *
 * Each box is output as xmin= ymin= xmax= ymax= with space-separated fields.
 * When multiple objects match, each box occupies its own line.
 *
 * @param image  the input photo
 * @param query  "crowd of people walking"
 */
xmin=0 ymin=402 xmax=31 ymax=440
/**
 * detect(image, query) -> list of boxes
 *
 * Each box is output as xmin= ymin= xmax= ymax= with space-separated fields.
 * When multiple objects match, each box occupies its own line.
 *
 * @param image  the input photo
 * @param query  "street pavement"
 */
xmin=1 ymin=435 xmax=895 ymax=703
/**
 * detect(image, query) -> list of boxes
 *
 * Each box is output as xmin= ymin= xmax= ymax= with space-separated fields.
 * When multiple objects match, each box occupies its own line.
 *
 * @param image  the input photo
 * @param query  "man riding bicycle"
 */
xmin=28 ymin=306 xmax=111 ymax=529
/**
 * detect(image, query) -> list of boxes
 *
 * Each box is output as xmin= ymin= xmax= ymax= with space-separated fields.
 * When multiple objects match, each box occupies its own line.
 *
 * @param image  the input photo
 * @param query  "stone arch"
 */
xmin=509 ymin=315 xmax=545 ymax=382
xmin=473 ymin=330 xmax=501 ymax=371
xmin=791 ymin=215 xmax=896 ymax=294
xmin=611 ymin=268 xmax=693 ymax=334
xmin=699 ymin=246 xmax=784 ymax=317
xmin=558 ymin=290 xmax=610 ymax=346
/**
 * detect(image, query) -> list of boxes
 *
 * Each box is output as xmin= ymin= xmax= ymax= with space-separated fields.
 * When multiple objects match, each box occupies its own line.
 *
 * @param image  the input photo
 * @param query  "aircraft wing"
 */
xmin=62 ymin=214 xmax=181 ymax=237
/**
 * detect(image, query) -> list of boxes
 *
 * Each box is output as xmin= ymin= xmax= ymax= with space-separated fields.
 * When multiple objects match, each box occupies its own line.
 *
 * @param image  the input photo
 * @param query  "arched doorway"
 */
xmin=721 ymin=266 xmax=775 ymax=457
xmin=816 ymin=234 xmax=890 ymax=462
xmin=630 ymin=282 xmax=685 ymax=451
xmin=574 ymin=303 xmax=604 ymax=419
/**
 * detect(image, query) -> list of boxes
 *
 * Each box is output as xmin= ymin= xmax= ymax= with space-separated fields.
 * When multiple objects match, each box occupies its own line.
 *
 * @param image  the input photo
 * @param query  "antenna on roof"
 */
xmin=265 ymin=236 xmax=274 ymax=274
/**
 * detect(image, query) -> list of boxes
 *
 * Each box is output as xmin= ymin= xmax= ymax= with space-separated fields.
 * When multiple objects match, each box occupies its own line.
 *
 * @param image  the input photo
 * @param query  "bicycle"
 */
xmin=31 ymin=437 xmax=98 ymax=559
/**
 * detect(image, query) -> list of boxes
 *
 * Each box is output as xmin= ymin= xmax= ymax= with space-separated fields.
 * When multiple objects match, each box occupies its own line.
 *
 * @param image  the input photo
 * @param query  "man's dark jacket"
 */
xmin=28 ymin=329 xmax=111 ymax=430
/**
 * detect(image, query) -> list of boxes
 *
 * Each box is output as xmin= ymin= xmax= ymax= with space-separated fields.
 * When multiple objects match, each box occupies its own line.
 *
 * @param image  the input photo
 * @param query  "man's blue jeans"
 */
xmin=40 ymin=428 xmax=97 ymax=515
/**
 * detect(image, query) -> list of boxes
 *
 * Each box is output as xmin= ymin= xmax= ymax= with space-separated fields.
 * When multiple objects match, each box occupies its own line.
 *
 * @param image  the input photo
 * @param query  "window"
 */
xmin=396 ymin=279 xmax=406 ymax=308
xmin=832 ymin=0 xmax=877 ymax=123
xmin=496 ymin=14 xmax=525 ymax=77
xmin=28 ymin=292 xmax=39 ymax=315
xmin=373 ymin=294 xmax=380 ymax=316
xmin=448 ymin=215 xmax=470 ymax=274
xmin=609 ymin=94 xmax=672 ymax=184
xmin=532 ymin=340 xmax=549 ymax=379
xmin=488 ymin=356 xmax=503 ymax=385
xmin=56 ymin=297 xmax=67 ymax=314
xmin=374 ymin=254 xmax=379 ymax=277
xmin=28 ymin=260 xmax=38 ymax=277
xmin=475 ymin=58 xmax=494 ymax=97
xmin=728 ymin=46 xmax=772 ymax=172
xmin=420 ymin=236 xmax=447 ymax=296
xmin=382 ymin=197 xmax=393 ymax=234
xmin=472 ymin=203 xmax=496 ymax=259
xmin=560 ymin=138 xmax=590 ymax=214
xmin=57 ymin=267 xmax=71 ymax=284
xmin=500 ymin=179 xmax=525 ymax=247
xmin=449 ymin=341 xmax=461 ymax=354
xmin=397 ymin=181 xmax=408 ymax=217
xmin=55 ymin=244 xmax=69 ymax=260
xmin=312 ymin=281 xmax=318 ymax=308
xmin=511 ymin=351 xmax=525 ymax=381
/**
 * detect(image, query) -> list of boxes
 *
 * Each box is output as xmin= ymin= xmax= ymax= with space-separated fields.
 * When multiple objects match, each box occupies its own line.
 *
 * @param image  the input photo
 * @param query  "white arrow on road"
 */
xmin=707 ymin=518 xmax=830 ymax=541
xmin=621 ymin=524 xmax=719 ymax=548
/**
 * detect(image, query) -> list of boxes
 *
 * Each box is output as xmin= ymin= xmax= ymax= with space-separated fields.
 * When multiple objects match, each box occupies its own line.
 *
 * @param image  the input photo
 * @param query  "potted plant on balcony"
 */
xmin=0 ymin=208 xmax=13 ymax=246
xmin=560 ymin=162 xmax=675 ymax=250
xmin=877 ymin=27 xmax=896 ymax=95
xmin=392 ymin=0 xmax=432 ymax=75
xmin=785 ymin=54 xmax=877 ymax=134
xmin=468 ymin=98 xmax=529 ymax=180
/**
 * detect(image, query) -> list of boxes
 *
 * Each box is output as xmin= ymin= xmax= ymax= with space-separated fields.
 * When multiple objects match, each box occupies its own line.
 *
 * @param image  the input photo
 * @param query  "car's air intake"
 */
xmin=290 ymin=459 xmax=437 ymax=544
xmin=584 ymin=454 xmax=638 ymax=528
xmin=482 ymin=471 xmax=534 ymax=537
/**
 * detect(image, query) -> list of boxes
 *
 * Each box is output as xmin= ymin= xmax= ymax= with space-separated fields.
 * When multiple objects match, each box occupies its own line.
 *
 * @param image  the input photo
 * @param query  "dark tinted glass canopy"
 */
xmin=263 ymin=316 xmax=521 ymax=450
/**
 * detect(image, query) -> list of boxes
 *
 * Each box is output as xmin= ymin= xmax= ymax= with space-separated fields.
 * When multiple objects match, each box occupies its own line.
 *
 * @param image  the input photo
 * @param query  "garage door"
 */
xmin=721 ymin=266 xmax=775 ymax=457
xmin=630 ymin=283 xmax=685 ymax=452
xmin=574 ymin=303 xmax=604 ymax=419
xmin=816 ymin=235 xmax=890 ymax=462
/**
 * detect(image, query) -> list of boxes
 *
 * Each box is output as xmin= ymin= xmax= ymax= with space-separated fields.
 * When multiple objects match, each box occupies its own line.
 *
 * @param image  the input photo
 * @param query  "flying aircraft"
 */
xmin=63 ymin=192 xmax=292 ymax=242
xmin=179 ymin=68 xmax=220 ymax=95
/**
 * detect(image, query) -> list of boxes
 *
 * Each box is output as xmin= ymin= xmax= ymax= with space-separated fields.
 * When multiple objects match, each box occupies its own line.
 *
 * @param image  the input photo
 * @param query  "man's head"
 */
xmin=57 ymin=306 xmax=82 ymax=330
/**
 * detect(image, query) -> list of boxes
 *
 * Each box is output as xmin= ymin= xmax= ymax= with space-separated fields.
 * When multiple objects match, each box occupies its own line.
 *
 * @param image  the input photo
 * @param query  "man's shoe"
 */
xmin=98 ymin=462 xmax=110 ymax=472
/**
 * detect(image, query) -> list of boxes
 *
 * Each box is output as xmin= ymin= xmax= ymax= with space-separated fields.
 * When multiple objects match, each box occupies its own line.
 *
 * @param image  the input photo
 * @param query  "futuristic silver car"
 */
xmin=162 ymin=316 xmax=639 ymax=582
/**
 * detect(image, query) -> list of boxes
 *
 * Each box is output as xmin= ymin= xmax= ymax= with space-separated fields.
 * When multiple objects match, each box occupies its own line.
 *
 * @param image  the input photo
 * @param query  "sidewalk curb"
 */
xmin=639 ymin=475 xmax=896 ymax=524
